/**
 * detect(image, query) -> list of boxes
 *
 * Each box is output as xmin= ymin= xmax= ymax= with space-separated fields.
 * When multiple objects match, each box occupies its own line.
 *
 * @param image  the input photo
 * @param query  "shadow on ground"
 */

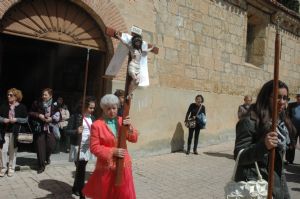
xmin=285 ymin=164 xmax=300 ymax=186
xmin=71 ymin=170 xmax=93 ymax=180
xmin=203 ymin=151 xmax=234 ymax=160
xmin=16 ymin=157 xmax=37 ymax=170
xmin=291 ymin=187 xmax=300 ymax=192
xmin=35 ymin=179 xmax=74 ymax=199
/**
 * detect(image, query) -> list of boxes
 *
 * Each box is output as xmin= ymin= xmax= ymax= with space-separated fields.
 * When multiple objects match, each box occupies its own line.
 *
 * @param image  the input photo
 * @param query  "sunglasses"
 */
xmin=271 ymin=95 xmax=290 ymax=101
xmin=7 ymin=94 xmax=14 ymax=97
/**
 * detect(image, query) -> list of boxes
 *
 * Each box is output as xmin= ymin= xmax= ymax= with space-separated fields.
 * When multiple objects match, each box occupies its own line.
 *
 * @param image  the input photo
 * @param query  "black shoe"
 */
xmin=37 ymin=168 xmax=45 ymax=174
xmin=45 ymin=159 xmax=51 ymax=165
xmin=72 ymin=188 xmax=80 ymax=196
xmin=193 ymin=151 xmax=199 ymax=155
xmin=284 ymin=161 xmax=289 ymax=165
xmin=186 ymin=151 xmax=190 ymax=155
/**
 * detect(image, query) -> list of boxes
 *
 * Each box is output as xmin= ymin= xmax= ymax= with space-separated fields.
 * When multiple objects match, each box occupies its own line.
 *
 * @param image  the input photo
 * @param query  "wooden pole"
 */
xmin=115 ymin=61 xmax=132 ymax=186
xmin=267 ymin=22 xmax=280 ymax=199
xmin=76 ymin=48 xmax=90 ymax=163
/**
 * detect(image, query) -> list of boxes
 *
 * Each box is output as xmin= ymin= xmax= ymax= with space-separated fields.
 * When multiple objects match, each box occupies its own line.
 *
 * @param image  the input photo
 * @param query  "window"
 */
xmin=245 ymin=15 xmax=267 ymax=67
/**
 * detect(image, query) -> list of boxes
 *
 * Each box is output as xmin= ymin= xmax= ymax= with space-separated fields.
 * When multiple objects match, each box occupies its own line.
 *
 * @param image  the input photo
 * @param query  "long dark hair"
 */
xmin=132 ymin=35 xmax=142 ymax=50
xmin=253 ymin=80 xmax=295 ymax=143
xmin=75 ymin=96 xmax=96 ymax=114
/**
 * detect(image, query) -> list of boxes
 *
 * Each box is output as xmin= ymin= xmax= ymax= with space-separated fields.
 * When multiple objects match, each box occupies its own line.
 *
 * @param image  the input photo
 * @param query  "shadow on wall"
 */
xmin=170 ymin=122 xmax=185 ymax=153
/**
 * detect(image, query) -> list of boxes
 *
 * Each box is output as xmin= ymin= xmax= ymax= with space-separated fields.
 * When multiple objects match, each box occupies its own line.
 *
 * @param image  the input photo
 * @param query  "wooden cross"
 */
xmin=105 ymin=27 xmax=158 ymax=186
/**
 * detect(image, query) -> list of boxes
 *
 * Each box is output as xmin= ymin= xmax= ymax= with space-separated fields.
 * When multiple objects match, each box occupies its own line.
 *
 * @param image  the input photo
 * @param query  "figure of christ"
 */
xmin=116 ymin=32 xmax=154 ymax=99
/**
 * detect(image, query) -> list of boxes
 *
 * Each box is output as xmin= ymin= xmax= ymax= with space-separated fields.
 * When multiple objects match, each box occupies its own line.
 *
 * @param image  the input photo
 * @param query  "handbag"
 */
xmin=196 ymin=112 xmax=207 ymax=129
xmin=185 ymin=118 xmax=196 ymax=128
xmin=185 ymin=105 xmax=202 ymax=128
xmin=50 ymin=124 xmax=61 ymax=139
xmin=30 ymin=120 xmax=42 ymax=134
xmin=224 ymin=149 xmax=268 ymax=199
xmin=17 ymin=122 xmax=33 ymax=144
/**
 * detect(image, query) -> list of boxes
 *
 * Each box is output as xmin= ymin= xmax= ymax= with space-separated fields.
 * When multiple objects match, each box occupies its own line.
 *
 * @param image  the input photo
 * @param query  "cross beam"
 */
xmin=105 ymin=27 xmax=158 ymax=185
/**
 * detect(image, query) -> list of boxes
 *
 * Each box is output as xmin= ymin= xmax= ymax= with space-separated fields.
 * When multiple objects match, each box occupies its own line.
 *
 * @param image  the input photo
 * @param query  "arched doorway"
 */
xmin=0 ymin=0 xmax=110 ymax=113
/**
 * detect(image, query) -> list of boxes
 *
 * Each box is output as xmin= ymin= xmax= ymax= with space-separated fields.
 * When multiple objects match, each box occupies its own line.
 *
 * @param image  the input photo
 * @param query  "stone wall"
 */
xmin=110 ymin=0 xmax=300 ymax=154
xmin=0 ymin=0 xmax=299 ymax=154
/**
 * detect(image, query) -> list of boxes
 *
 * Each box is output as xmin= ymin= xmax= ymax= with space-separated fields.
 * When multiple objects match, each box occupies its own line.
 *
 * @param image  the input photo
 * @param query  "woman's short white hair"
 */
xmin=100 ymin=94 xmax=120 ymax=109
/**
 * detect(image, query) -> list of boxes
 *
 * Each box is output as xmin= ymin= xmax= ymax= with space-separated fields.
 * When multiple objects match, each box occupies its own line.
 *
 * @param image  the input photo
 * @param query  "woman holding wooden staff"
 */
xmin=233 ymin=80 xmax=295 ymax=198
xmin=82 ymin=94 xmax=138 ymax=199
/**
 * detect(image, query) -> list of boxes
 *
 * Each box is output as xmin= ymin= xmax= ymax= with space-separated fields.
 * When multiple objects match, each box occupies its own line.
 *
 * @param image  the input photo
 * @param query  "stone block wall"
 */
xmin=109 ymin=0 xmax=300 ymax=153
xmin=1 ymin=0 xmax=299 ymax=154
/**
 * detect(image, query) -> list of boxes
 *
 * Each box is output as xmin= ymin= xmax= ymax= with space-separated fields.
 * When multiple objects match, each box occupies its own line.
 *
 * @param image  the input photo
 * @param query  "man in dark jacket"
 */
xmin=286 ymin=93 xmax=300 ymax=164
xmin=237 ymin=95 xmax=252 ymax=120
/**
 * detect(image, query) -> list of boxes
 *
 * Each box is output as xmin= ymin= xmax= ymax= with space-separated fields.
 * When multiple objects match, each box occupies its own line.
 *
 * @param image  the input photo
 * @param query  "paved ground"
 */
xmin=0 ymin=141 xmax=299 ymax=199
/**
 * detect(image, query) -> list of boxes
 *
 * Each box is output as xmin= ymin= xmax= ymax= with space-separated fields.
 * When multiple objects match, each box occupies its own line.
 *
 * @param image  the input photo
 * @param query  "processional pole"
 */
xmin=76 ymin=48 xmax=91 ymax=163
xmin=267 ymin=16 xmax=281 ymax=199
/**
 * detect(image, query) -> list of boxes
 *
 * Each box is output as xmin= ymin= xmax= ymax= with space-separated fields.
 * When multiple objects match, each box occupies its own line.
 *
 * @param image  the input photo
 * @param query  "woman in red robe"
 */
xmin=82 ymin=94 xmax=138 ymax=199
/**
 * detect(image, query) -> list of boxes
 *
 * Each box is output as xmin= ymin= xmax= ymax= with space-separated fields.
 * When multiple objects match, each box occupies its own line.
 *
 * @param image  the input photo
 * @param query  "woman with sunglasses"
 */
xmin=0 ymin=88 xmax=28 ymax=177
xmin=234 ymin=80 xmax=296 ymax=198
xmin=66 ymin=96 xmax=96 ymax=199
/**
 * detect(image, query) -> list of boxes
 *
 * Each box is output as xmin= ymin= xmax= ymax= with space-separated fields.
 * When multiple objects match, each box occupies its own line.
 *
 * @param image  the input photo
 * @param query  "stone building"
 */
xmin=0 ymin=0 xmax=299 ymax=154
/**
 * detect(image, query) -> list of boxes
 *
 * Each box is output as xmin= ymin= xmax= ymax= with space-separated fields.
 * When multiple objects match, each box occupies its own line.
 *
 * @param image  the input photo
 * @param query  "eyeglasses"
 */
xmin=271 ymin=95 xmax=290 ymax=101
xmin=7 ymin=94 xmax=14 ymax=97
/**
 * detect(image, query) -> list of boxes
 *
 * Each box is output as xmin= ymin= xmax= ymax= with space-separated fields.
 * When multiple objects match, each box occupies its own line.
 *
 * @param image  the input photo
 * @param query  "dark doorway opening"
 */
xmin=0 ymin=33 xmax=104 ymax=113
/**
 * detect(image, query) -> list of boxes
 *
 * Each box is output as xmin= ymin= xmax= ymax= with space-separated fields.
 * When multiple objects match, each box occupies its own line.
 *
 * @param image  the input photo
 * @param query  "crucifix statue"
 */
xmin=105 ymin=26 xmax=159 ymax=185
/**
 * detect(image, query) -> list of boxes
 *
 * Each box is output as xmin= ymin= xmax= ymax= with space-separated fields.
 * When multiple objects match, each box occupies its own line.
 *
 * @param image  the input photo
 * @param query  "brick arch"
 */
xmin=0 ymin=0 xmax=128 ymax=52
xmin=74 ymin=0 xmax=127 ymax=32
xmin=0 ymin=0 xmax=127 ymax=31
xmin=0 ymin=0 xmax=127 ymax=41
xmin=72 ymin=0 xmax=128 ymax=54
xmin=0 ymin=0 xmax=22 ymax=19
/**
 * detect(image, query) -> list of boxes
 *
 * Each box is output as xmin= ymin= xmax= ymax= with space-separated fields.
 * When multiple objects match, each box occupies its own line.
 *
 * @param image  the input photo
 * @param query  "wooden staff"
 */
xmin=267 ymin=21 xmax=280 ymax=199
xmin=115 ymin=61 xmax=132 ymax=186
xmin=76 ymin=48 xmax=90 ymax=163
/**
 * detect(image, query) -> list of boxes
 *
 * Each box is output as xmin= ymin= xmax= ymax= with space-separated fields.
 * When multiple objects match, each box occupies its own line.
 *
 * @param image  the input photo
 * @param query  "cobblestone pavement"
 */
xmin=0 ymin=141 xmax=299 ymax=199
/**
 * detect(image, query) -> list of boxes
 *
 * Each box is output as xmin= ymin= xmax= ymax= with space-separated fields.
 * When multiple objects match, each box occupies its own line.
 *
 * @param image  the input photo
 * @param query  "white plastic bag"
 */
xmin=224 ymin=149 xmax=269 ymax=199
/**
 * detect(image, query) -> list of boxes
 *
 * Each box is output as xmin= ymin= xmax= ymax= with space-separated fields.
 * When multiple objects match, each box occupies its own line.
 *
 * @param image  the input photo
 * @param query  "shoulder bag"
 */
xmin=196 ymin=106 xmax=206 ymax=129
xmin=224 ymin=149 xmax=268 ymax=199
xmin=185 ymin=105 xmax=201 ymax=129
xmin=17 ymin=122 xmax=33 ymax=144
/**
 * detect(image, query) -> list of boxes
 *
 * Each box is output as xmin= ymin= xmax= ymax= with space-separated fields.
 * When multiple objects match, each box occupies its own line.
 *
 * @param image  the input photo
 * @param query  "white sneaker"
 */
xmin=0 ymin=169 xmax=7 ymax=177
xmin=7 ymin=168 xmax=14 ymax=177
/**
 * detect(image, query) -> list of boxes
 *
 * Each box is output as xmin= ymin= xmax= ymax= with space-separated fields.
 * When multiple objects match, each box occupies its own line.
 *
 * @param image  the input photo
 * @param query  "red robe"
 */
xmin=82 ymin=117 xmax=138 ymax=199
